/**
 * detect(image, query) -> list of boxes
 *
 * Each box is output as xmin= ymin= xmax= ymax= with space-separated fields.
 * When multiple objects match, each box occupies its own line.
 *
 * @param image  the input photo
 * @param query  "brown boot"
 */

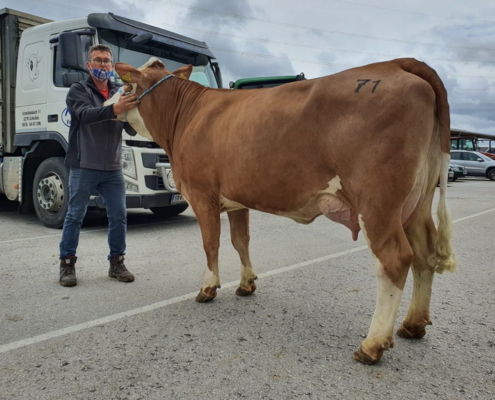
xmin=109 ymin=255 xmax=135 ymax=282
xmin=60 ymin=256 xmax=77 ymax=287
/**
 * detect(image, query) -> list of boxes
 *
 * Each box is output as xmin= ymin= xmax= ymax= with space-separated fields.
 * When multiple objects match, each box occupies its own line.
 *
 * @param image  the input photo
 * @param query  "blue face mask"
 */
xmin=91 ymin=68 xmax=114 ymax=82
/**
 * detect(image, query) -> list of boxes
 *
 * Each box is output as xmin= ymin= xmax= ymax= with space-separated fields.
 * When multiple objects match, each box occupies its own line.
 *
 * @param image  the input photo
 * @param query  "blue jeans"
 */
xmin=59 ymin=167 xmax=127 ymax=260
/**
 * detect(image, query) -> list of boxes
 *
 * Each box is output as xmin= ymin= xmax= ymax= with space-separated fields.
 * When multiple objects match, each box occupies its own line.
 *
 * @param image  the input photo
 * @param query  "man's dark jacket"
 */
xmin=65 ymin=76 xmax=136 ymax=171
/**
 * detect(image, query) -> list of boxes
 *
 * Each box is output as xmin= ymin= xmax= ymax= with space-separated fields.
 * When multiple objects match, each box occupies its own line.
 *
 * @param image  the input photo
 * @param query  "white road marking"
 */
xmin=452 ymin=207 xmax=495 ymax=223
xmin=0 ymin=208 xmax=494 ymax=355
xmin=0 ymin=218 xmax=189 ymax=245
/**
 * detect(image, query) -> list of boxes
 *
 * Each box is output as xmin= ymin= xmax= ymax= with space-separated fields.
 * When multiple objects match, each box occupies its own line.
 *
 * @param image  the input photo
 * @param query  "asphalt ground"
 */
xmin=0 ymin=177 xmax=494 ymax=399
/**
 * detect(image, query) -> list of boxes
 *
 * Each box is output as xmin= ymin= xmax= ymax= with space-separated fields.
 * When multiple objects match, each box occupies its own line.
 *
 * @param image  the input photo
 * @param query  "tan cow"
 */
xmin=114 ymin=58 xmax=457 ymax=364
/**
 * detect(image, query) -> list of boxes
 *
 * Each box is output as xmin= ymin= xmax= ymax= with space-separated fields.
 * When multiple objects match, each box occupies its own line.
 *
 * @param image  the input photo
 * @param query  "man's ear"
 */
xmin=114 ymin=62 xmax=142 ymax=84
xmin=171 ymin=64 xmax=193 ymax=80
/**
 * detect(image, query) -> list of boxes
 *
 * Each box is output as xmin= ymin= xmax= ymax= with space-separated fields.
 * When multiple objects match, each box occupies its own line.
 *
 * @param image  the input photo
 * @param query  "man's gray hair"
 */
xmin=88 ymin=44 xmax=113 ymax=60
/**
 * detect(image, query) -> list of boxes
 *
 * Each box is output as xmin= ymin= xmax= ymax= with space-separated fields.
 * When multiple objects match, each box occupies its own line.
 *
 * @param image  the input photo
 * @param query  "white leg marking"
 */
xmin=203 ymin=267 xmax=220 ymax=289
xmin=239 ymin=262 xmax=257 ymax=289
xmin=359 ymin=215 xmax=403 ymax=341
xmin=367 ymin=258 xmax=403 ymax=340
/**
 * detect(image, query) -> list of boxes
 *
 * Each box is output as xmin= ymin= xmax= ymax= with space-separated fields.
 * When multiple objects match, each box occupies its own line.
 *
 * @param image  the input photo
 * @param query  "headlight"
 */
xmin=125 ymin=180 xmax=139 ymax=192
xmin=166 ymin=169 xmax=176 ymax=189
xmin=121 ymin=147 xmax=137 ymax=179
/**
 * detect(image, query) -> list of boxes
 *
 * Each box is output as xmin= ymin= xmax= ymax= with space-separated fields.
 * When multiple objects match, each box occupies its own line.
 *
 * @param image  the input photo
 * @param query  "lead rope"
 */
xmin=137 ymin=74 xmax=174 ymax=101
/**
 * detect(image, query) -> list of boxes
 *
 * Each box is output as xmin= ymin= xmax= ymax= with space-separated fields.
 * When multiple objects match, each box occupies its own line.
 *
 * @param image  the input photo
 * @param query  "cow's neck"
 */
xmin=143 ymin=78 xmax=208 ymax=157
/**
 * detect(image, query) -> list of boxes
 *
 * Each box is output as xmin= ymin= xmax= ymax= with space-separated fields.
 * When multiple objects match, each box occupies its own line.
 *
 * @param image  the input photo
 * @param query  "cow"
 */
xmin=26 ymin=53 xmax=43 ymax=81
xmin=113 ymin=58 xmax=457 ymax=364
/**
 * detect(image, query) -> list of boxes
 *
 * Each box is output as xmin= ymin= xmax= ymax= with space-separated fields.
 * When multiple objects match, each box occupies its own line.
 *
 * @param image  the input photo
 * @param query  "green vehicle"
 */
xmin=229 ymin=73 xmax=306 ymax=89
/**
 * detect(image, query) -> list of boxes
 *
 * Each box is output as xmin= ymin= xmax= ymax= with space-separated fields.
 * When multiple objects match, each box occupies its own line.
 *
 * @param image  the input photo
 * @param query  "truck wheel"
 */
xmin=150 ymin=203 xmax=188 ymax=217
xmin=33 ymin=157 xmax=69 ymax=228
xmin=487 ymin=169 xmax=495 ymax=181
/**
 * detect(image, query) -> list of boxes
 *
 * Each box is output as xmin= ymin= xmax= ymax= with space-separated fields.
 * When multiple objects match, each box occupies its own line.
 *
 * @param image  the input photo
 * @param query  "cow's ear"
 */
xmin=171 ymin=64 xmax=193 ymax=80
xmin=149 ymin=60 xmax=165 ymax=69
xmin=38 ymin=56 xmax=43 ymax=63
xmin=115 ymin=62 xmax=142 ymax=84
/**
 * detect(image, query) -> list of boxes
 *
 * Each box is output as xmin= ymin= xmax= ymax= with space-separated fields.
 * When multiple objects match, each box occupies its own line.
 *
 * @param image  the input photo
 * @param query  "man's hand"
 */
xmin=113 ymin=93 xmax=140 ymax=116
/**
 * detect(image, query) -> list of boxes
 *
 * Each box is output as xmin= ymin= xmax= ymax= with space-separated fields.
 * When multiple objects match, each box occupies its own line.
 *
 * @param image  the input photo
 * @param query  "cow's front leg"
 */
xmin=192 ymin=201 xmax=222 ymax=303
xmin=228 ymin=209 xmax=258 ymax=296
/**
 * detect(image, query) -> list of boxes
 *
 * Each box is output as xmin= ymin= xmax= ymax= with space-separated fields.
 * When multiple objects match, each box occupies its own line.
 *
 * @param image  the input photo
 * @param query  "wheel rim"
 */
xmin=36 ymin=173 xmax=65 ymax=213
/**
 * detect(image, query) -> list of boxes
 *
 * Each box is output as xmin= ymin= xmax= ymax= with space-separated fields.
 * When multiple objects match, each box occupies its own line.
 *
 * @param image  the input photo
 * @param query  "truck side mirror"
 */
xmin=211 ymin=61 xmax=223 ymax=89
xmin=62 ymin=71 xmax=87 ymax=87
xmin=58 ymin=31 xmax=92 ymax=73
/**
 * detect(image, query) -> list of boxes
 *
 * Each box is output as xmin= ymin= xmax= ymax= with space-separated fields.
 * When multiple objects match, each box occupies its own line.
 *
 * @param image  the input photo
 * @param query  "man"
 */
xmin=59 ymin=44 xmax=139 ymax=287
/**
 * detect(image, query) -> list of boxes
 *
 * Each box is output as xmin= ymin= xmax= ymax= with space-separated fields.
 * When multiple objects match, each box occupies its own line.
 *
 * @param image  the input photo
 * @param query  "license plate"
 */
xmin=171 ymin=194 xmax=186 ymax=204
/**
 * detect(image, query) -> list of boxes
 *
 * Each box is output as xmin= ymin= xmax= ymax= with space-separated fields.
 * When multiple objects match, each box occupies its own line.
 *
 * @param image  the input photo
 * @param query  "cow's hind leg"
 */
xmin=398 ymin=212 xmax=437 ymax=339
xmin=191 ymin=199 xmax=222 ymax=303
xmin=228 ymin=209 xmax=258 ymax=296
xmin=354 ymin=214 xmax=413 ymax=365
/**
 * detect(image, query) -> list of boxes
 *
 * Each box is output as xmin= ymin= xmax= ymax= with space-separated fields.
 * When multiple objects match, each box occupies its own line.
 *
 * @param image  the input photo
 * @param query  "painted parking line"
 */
xmin=0 ymin=208 xmax=494 ymax=355
xmin=0 ymin=218 xmax=190 ymax=245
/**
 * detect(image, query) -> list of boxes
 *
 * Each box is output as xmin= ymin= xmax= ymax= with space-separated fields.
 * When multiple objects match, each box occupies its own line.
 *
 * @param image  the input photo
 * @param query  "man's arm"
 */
xmin=66 ymin=83 xmax=139 ymax=125
xmin=66 ymin=83 xmax=116 ymax=125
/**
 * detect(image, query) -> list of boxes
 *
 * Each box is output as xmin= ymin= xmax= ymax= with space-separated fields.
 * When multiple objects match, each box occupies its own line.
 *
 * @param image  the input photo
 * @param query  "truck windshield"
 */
xmin=100 ymin=29 xmax=219 ymax=88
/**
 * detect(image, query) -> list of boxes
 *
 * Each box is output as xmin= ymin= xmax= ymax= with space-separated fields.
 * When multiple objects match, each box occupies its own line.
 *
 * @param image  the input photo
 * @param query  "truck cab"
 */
xmin=229 ymin=73 xmax=306 ymax=89
xmin=1 ymin=10 xmax=222 ymax=227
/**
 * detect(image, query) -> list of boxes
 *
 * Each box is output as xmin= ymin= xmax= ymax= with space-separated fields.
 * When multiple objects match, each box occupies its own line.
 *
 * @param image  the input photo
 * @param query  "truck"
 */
xmin=0 ymin=8 xmax=222 ymax=228
xmin=229 ymin=73 xmax=306 ymax=89
xmin=450 ymin=128 xmax=495 ymax=160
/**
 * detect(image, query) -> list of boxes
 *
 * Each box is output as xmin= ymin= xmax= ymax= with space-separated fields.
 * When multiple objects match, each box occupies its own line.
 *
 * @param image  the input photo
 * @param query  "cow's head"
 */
xmin=26 ymin=53 xmax=43 ymax=81
xmin=115 ymin=58 xmax=193 ymax=91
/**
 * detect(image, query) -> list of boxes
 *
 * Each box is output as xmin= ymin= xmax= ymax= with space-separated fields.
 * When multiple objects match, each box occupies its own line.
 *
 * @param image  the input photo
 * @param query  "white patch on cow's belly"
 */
xmin=276 ymin=175 xmax=345 ymax=224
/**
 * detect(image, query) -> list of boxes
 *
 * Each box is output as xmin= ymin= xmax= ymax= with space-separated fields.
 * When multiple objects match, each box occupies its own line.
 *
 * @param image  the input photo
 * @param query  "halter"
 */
xmin=137 ymin=74 xmax=174 ymax=100
xmin=120 ymin=74 xmax=174 ymax=122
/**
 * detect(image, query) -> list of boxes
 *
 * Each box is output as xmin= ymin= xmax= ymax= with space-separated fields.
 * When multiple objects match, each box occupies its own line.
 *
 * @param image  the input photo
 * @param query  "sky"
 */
xmin=2 ymin=0 xmax=495 ymax=134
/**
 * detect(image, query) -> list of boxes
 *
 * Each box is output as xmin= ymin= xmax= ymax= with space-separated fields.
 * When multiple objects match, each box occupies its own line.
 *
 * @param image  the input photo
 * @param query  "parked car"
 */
xmin=447 ymin=168 xmax=454 ymax=182
xmin=449 ymin=163 xmax=467 ymax=181
xmin=450 ymin=150 xmax=495 ymax=181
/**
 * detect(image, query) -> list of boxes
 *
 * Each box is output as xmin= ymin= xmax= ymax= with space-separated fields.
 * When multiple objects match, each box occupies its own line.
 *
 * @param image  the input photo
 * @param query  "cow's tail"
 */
xmin=434 ymin=153 xmax=457 ymax=273
xmin=395 ymin=58 xmax=457 ymax=273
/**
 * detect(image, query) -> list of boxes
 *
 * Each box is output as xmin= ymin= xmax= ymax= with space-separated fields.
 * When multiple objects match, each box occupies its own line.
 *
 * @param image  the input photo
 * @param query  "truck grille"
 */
xmin=142 ymin=153 xmax=169 ymax=168
xmin=145 ymin=175 xmax=165 ymax=190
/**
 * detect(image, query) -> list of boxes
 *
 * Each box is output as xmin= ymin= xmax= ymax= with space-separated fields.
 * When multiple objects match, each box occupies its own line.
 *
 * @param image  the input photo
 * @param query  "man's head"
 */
xmin=86 ymin=44 xmax=114 ymax=82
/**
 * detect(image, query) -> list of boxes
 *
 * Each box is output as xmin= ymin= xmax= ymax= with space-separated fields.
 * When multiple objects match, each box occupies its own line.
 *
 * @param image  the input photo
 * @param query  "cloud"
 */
xmin=2 ymin=0 xmax=494 ymax=133
xmin=177 ymin=0 xmax=254 ymax=30
xmin=177 ymin=0 xmax=295 ymax=83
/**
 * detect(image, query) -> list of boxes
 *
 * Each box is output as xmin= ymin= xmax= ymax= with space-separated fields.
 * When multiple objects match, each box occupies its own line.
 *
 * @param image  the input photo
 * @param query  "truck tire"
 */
xmin=149 ymin=203 xmax=189 ymax=217
xmin=33 ymin=157 xmax=69 ymax=229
